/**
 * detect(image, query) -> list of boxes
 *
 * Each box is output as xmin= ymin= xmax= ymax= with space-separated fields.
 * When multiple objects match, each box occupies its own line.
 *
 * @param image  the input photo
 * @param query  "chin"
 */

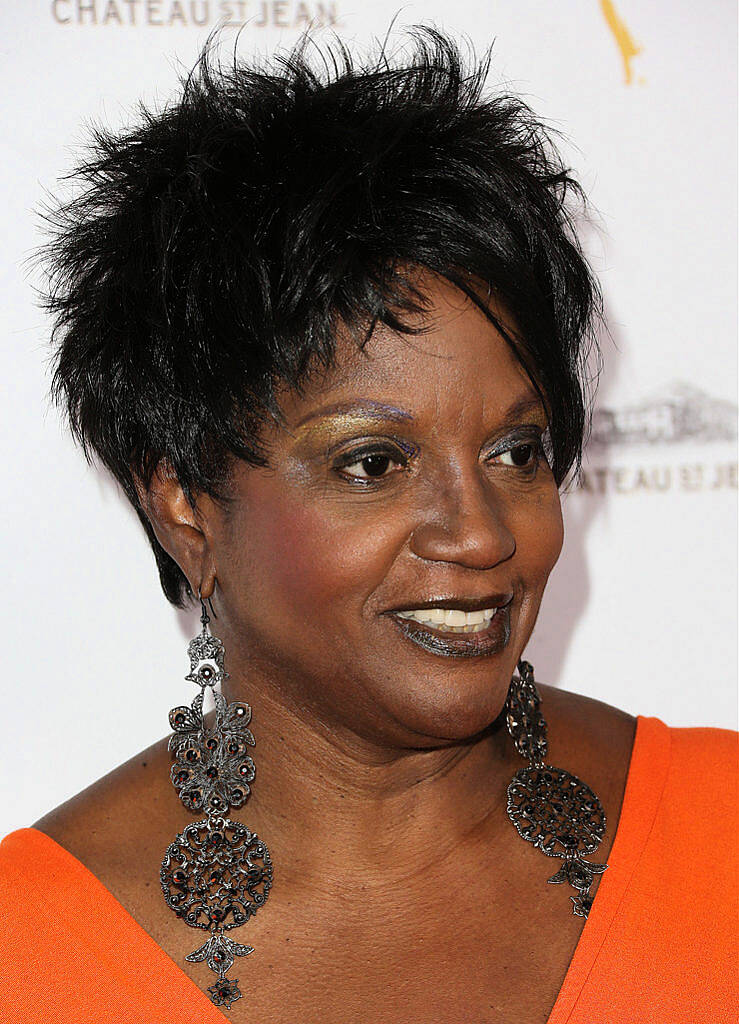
xmin=376 ymin=658 xmax=517 ymax=745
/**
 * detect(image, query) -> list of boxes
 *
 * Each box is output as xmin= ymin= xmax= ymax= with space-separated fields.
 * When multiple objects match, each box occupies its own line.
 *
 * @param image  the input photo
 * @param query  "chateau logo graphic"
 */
xmin=577 ymin=383 xmax=737 ymax=496
xmin=51 ymin=1 xmax=340 ymax=29
xmin=589 ymin=383 xmax=737 ymax=448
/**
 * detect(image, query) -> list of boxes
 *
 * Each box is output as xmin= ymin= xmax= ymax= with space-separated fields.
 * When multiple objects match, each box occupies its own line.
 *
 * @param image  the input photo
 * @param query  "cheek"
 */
xmin=235 ymin=494 xmax=382 ymax=615
xmin=515 ymin=486 xmax=564 ymax=582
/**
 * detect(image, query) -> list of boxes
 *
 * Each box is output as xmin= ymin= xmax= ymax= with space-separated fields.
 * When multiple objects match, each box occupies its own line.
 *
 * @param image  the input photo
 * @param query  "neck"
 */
xmin=218 ymin=674 xmax=520 ymax=894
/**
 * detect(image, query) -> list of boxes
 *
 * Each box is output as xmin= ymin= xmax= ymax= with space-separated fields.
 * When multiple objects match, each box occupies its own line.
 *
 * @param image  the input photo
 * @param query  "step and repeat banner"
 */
xmin=1 ymin=1 xmax=736 ymax=832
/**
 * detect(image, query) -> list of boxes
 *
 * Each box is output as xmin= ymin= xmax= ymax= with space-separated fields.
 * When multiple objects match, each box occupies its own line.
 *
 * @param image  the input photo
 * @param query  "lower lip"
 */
xmin=386 ymin=606 xmax=511 ymax=659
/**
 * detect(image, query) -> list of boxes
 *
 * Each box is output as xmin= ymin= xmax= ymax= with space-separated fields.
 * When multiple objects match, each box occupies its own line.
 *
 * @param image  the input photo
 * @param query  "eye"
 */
xmin=334 ymin=444 xmax=408 ymax=482
xmin=497 ymin=442 xmax=539 ymax=468
xmin=490 ymin=434 xmax=549 ymax=472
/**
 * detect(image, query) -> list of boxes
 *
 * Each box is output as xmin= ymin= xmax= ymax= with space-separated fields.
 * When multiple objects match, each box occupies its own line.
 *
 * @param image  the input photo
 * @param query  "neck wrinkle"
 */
xmin=217 ymin=674 xmax=518 ymax=891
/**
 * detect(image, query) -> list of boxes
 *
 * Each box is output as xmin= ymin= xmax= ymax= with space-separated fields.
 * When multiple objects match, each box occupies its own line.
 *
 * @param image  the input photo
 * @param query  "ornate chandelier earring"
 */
xmin=160 ymin=593 xmax=273 ymax=1010
xmin=504 ymin=660 xmax=608 ymax=918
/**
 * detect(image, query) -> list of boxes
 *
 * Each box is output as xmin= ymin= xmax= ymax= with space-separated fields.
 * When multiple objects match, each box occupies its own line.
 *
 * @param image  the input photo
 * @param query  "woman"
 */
xmin=1 ymin=26 xmax=735 ymax=1023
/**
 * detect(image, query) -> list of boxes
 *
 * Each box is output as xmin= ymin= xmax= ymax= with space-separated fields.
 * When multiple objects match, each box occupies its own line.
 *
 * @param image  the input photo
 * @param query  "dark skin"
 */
xmin=37 ymin=272 xmax=636 ymax=1023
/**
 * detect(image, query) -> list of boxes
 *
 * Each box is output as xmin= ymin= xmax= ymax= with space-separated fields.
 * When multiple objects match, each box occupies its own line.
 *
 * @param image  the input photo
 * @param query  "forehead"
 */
xmin=276 ymin=272 xmax=539 ymax=429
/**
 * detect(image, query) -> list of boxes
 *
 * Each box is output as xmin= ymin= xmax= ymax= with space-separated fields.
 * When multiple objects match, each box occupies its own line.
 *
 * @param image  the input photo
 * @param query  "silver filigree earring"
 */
xmin=504 ymin=660 xmax=608 ymax=918
xmin=160 ymin=595 xmax=273 ymax=1010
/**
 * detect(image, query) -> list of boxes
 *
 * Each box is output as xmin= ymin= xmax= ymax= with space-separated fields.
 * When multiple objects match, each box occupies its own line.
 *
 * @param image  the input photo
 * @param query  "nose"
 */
xmin=409 ymin=461 xmax=516 ymax=570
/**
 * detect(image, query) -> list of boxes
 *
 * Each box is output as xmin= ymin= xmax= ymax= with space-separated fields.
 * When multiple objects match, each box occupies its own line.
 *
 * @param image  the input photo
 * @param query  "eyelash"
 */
xmin=333 ymin=434 xmax=549 ymax=485
xmin=333 ymin=443 xmax=412 ymax=484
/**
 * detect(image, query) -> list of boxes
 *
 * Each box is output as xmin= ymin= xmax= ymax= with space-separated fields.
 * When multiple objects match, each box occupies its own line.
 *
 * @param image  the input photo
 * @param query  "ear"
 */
xmin=134 ymin=462 xmax=218 ymax=599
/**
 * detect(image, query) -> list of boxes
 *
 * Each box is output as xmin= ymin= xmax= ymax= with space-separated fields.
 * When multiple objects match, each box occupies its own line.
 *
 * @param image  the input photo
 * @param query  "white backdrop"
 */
xmin=1 ymin=1 xmax=736 ymax=836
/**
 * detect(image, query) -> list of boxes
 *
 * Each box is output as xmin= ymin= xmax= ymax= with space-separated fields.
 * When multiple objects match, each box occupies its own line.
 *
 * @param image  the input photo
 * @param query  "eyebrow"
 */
xmin=293 ymin=393 xmax=546 ymax=432
xmin=497 ymin=394 xmax=548 ymax=426
xmin=293 ymin=401 xmax=415 ymax=430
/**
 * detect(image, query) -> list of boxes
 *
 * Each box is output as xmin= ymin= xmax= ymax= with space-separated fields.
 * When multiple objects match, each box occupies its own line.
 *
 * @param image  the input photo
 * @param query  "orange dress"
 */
xmin=0 ymin=715 xmax=736 ymax=1022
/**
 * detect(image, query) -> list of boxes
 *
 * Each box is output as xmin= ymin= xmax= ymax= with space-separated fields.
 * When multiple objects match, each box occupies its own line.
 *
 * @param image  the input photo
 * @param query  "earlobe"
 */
xmin=198 ymin=569 xmax=217 ymax=602
xmin=133 ymin=461 xmax=213 ymax=598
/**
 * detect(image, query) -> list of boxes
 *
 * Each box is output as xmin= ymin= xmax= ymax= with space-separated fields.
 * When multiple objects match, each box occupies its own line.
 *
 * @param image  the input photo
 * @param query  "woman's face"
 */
xmin=213 ymin=272 xmax=563 ymax=748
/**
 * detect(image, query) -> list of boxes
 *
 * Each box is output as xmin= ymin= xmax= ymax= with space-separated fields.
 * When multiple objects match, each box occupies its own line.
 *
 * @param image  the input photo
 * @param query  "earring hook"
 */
xmin=197 ymin=586 xmax=217 ymax=627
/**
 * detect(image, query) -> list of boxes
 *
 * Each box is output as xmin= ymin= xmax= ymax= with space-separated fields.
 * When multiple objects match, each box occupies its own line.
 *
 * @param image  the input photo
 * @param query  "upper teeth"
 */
xmin=395 ymin=607 xmax=497 ymax=629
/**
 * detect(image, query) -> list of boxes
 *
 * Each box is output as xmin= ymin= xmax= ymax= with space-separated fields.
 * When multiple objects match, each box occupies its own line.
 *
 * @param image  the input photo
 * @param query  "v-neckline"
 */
xmin=17 ymin=714 xmax=670 ymax=1023
xmin=545 ymin=714 xmax=670 ymax=1023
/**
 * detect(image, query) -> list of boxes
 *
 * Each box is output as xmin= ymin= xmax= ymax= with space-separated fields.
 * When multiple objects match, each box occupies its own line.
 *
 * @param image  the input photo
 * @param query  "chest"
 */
xmin=154 ymin=842 xmax=596 ymax=1024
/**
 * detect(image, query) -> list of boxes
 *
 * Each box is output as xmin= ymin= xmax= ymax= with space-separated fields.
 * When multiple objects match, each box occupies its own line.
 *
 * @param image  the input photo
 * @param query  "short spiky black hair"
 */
xmin=42 ymin=25 xmax=601 ymax=608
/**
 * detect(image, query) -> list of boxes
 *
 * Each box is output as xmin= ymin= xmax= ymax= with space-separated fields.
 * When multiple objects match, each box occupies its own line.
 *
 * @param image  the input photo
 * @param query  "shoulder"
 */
xmin=666 ymin=720 xmax=737 ymax=766
xmin=532 ymin=681 xmax=638 ymax=839
xmin=658 ymin=722 xmax=737 ymax=827
xmin=535 ymin=680 xmax=637 ymax=767
xmin=32 ymin=733 xmax=177 ymax=899
xmin=527 ymin=683 xmax=737 ymax=816
xmin=0 ymin=827 xmax=51 ymax=892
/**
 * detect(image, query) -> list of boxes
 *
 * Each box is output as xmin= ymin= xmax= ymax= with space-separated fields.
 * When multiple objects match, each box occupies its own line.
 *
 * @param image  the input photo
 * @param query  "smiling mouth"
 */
xmin=385 ymin=603 xmax=512 ymax=659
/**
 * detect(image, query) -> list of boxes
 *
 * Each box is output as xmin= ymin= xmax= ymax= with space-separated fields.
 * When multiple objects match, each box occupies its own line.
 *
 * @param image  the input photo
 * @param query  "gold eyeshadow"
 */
xmin=288 ymin=394 xmax=548 ymax=453
xmin=291 ymin=412 xmax=409 ymax=445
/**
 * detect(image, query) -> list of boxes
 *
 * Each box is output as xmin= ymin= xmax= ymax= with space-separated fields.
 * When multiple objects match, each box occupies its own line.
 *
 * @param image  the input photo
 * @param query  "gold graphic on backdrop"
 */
xmin=599 ymin=0 xmax=643 ymax=84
